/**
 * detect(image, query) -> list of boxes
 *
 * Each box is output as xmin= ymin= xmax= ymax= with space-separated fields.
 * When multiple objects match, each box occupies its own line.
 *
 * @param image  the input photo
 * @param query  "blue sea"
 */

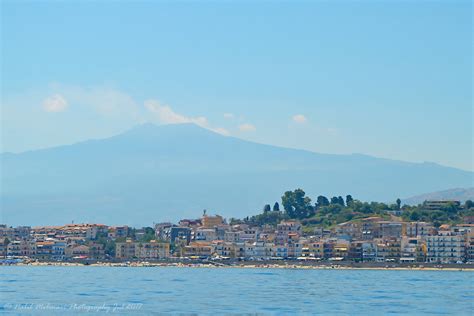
xmin=1 ymin=266 xmax=473 ymax=315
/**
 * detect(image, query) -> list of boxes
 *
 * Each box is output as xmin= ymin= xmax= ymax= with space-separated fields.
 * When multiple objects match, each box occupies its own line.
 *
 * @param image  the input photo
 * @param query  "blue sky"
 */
xmin=1 ymin=1 xmax=472 ymax=171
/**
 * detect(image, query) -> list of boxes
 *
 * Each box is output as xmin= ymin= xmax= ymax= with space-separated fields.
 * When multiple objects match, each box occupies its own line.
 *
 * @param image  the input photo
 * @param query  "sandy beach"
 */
xmin=4 ymin=260 xmax=473 ymax=271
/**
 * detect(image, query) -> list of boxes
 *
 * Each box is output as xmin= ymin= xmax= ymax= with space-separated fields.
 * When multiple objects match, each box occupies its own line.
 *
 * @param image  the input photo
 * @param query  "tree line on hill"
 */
xmin=230 ymin=189 xmax=474 ymax=228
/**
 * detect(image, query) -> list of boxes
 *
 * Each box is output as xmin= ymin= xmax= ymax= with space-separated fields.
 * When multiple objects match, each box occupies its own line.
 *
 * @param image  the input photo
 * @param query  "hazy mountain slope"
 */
xmin=402 ymin=187 xmax=474 ymax=205
xmin=1 ymin=123 xmax=472 ymax=226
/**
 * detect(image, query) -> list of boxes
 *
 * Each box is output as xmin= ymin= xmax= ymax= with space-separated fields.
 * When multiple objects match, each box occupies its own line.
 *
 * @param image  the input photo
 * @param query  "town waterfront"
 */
xmin=1 ymin=266 xmax=473 ymax=314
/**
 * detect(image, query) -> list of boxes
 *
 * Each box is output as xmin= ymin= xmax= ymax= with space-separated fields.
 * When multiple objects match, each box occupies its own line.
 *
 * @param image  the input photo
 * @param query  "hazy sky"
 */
xmin=1 ymin=1 xmax=472 ymax=171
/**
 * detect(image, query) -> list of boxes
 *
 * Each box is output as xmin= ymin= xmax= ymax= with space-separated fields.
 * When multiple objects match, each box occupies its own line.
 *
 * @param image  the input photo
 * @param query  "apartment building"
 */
xmin=7 ymin=239 xmax=37 ymax=257
xmin=375 ymin=238 xmax=401 ymax=262
xmin=400 ymin=237 xmax=425 ymax=263
xmin=275 ymin=221 xmax=301 ymax=245
xmin=135 ymin=241 xmax=169 ymax=259
xmin=183 ymin=241 xmax=213 ymax=257
xmin=195 ymin=228 xmax=217 ymax=241
xmin=405 ymin=222 xmax=435 ymax=237
xmin=426 ymin=231 xmax=465 ymax=263
xmin=211 ymin=241 xmax=234 ymax=257
xmin=108 ymin=226 xmax=129 ymax=239
xmin=0 ymin=225 xmax=31 ymax=240
xmin=116 ymin=239 xmax=169 ymax=259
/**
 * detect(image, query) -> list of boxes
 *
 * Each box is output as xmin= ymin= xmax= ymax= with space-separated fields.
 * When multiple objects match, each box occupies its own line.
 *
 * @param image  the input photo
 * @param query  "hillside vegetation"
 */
xmin=233 ymin=189 xmax=474 ymax=228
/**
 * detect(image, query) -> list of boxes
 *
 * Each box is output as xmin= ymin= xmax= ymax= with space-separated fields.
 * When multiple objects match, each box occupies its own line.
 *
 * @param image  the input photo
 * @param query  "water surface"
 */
xmin=1 ymin=266 xmax=473 ymax=314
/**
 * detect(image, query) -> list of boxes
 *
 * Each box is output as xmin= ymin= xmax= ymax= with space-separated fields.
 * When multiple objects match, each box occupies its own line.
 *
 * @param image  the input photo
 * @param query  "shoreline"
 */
xmin=3 ymin=260 xmax=473 ymax=271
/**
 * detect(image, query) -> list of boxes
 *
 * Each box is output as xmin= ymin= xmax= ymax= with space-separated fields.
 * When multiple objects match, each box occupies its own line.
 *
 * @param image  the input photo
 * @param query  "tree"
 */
xmin=337 ymin=196 xmax=345 ymax=207
xmin=396 ymin=198 xmax=401 ymax=210
xmin=317 ymin=196 xmax=330 ymax=208
xmin=247 ymin=209 xmax=287 ymax=226
xmin=330 ymin=196 xmax=339 ymax=205
xmin=104 ymin=240 xmax=116 ymax=257
xmin=273 ymin=202 xmax=280 ymax=212
xmin=465 ymin=200 xmax=474 ymax=209
xmin=282 ymin=190 xmax=297 ymax=218
xmin=346 ymin=195 xmax=354 ymax=207
xmin=140 ymin=227 xmax=156 ymax=242
xmin=282 ymin=189 xmax=313 ymax=219
xmin=410 ymin=210 xmax=421 ymax=221
xmin=229 ymin=217 xmax=244 ymax=225
xmin=441 ymin=202 xmax=459 ymax=215
xmin=263 ymin=204 xmax=271 ymax=213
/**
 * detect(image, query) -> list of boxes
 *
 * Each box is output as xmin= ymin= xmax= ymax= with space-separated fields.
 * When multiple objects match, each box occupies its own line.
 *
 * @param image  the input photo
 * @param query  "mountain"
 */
xmin=1 ymin=123 xmax=472 ymax=226
xmin=402 ymin=187 xmax=474 ymax=205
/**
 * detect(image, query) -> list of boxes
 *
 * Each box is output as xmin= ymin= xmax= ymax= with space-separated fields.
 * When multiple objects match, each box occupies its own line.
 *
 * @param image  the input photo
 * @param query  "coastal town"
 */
xmin=2 ymin=196 xmax=474 ymax=267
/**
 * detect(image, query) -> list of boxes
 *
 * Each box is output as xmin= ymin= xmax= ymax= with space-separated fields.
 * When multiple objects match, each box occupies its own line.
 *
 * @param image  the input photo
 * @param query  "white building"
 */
xmin=426 ymin=231 xmax=465 ymax=263
xmin=195 ymin=228 xmax=217 ymax=241
xmin=244 ymin=241 xmax=273 ymax=259
xmin=224 ymin=231 xmax=240 ymax=243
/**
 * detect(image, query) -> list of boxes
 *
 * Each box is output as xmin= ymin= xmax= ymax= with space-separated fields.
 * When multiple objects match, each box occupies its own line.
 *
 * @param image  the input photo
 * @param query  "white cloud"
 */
xmin=144 ymin=99 xmax=229 ymax=136
xmin=42 ymin=94 xmax=68 ymax=112
xmin=238 ymin=123 xmax=256 ymax=132
xmin=213 ymin=127 xmax=230 ymax=136
xmin=4 ymin=85 xmax=144 ymax=152
xmin=3 ymin=84 xmax=235 ymax=153
xmin=145 ymin=100 xmax=197 ymax=124
xmin=292 ymin=114 xmax=307 ymax=124
xmin=223 ymin=113 xmax=234 ymax=119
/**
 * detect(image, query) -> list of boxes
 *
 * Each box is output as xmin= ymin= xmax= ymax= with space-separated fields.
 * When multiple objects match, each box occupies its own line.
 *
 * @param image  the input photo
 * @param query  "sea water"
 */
xmin=1 ymin=266 xmax=473 ymax=314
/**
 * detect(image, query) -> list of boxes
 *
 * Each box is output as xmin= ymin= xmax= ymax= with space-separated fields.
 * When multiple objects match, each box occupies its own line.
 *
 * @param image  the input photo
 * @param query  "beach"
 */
xmin=4 ymin=259 xmax=473 ymax=271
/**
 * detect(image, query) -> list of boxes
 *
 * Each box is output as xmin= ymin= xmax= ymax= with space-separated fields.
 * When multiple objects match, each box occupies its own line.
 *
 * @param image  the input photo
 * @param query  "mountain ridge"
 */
xmin=403 ymin=187 xmax=474 ymax=205
xmin=1 ymin=123 xmax=472 ymax=226
xmin=1 ymin=123 xmax=464 ymax=172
